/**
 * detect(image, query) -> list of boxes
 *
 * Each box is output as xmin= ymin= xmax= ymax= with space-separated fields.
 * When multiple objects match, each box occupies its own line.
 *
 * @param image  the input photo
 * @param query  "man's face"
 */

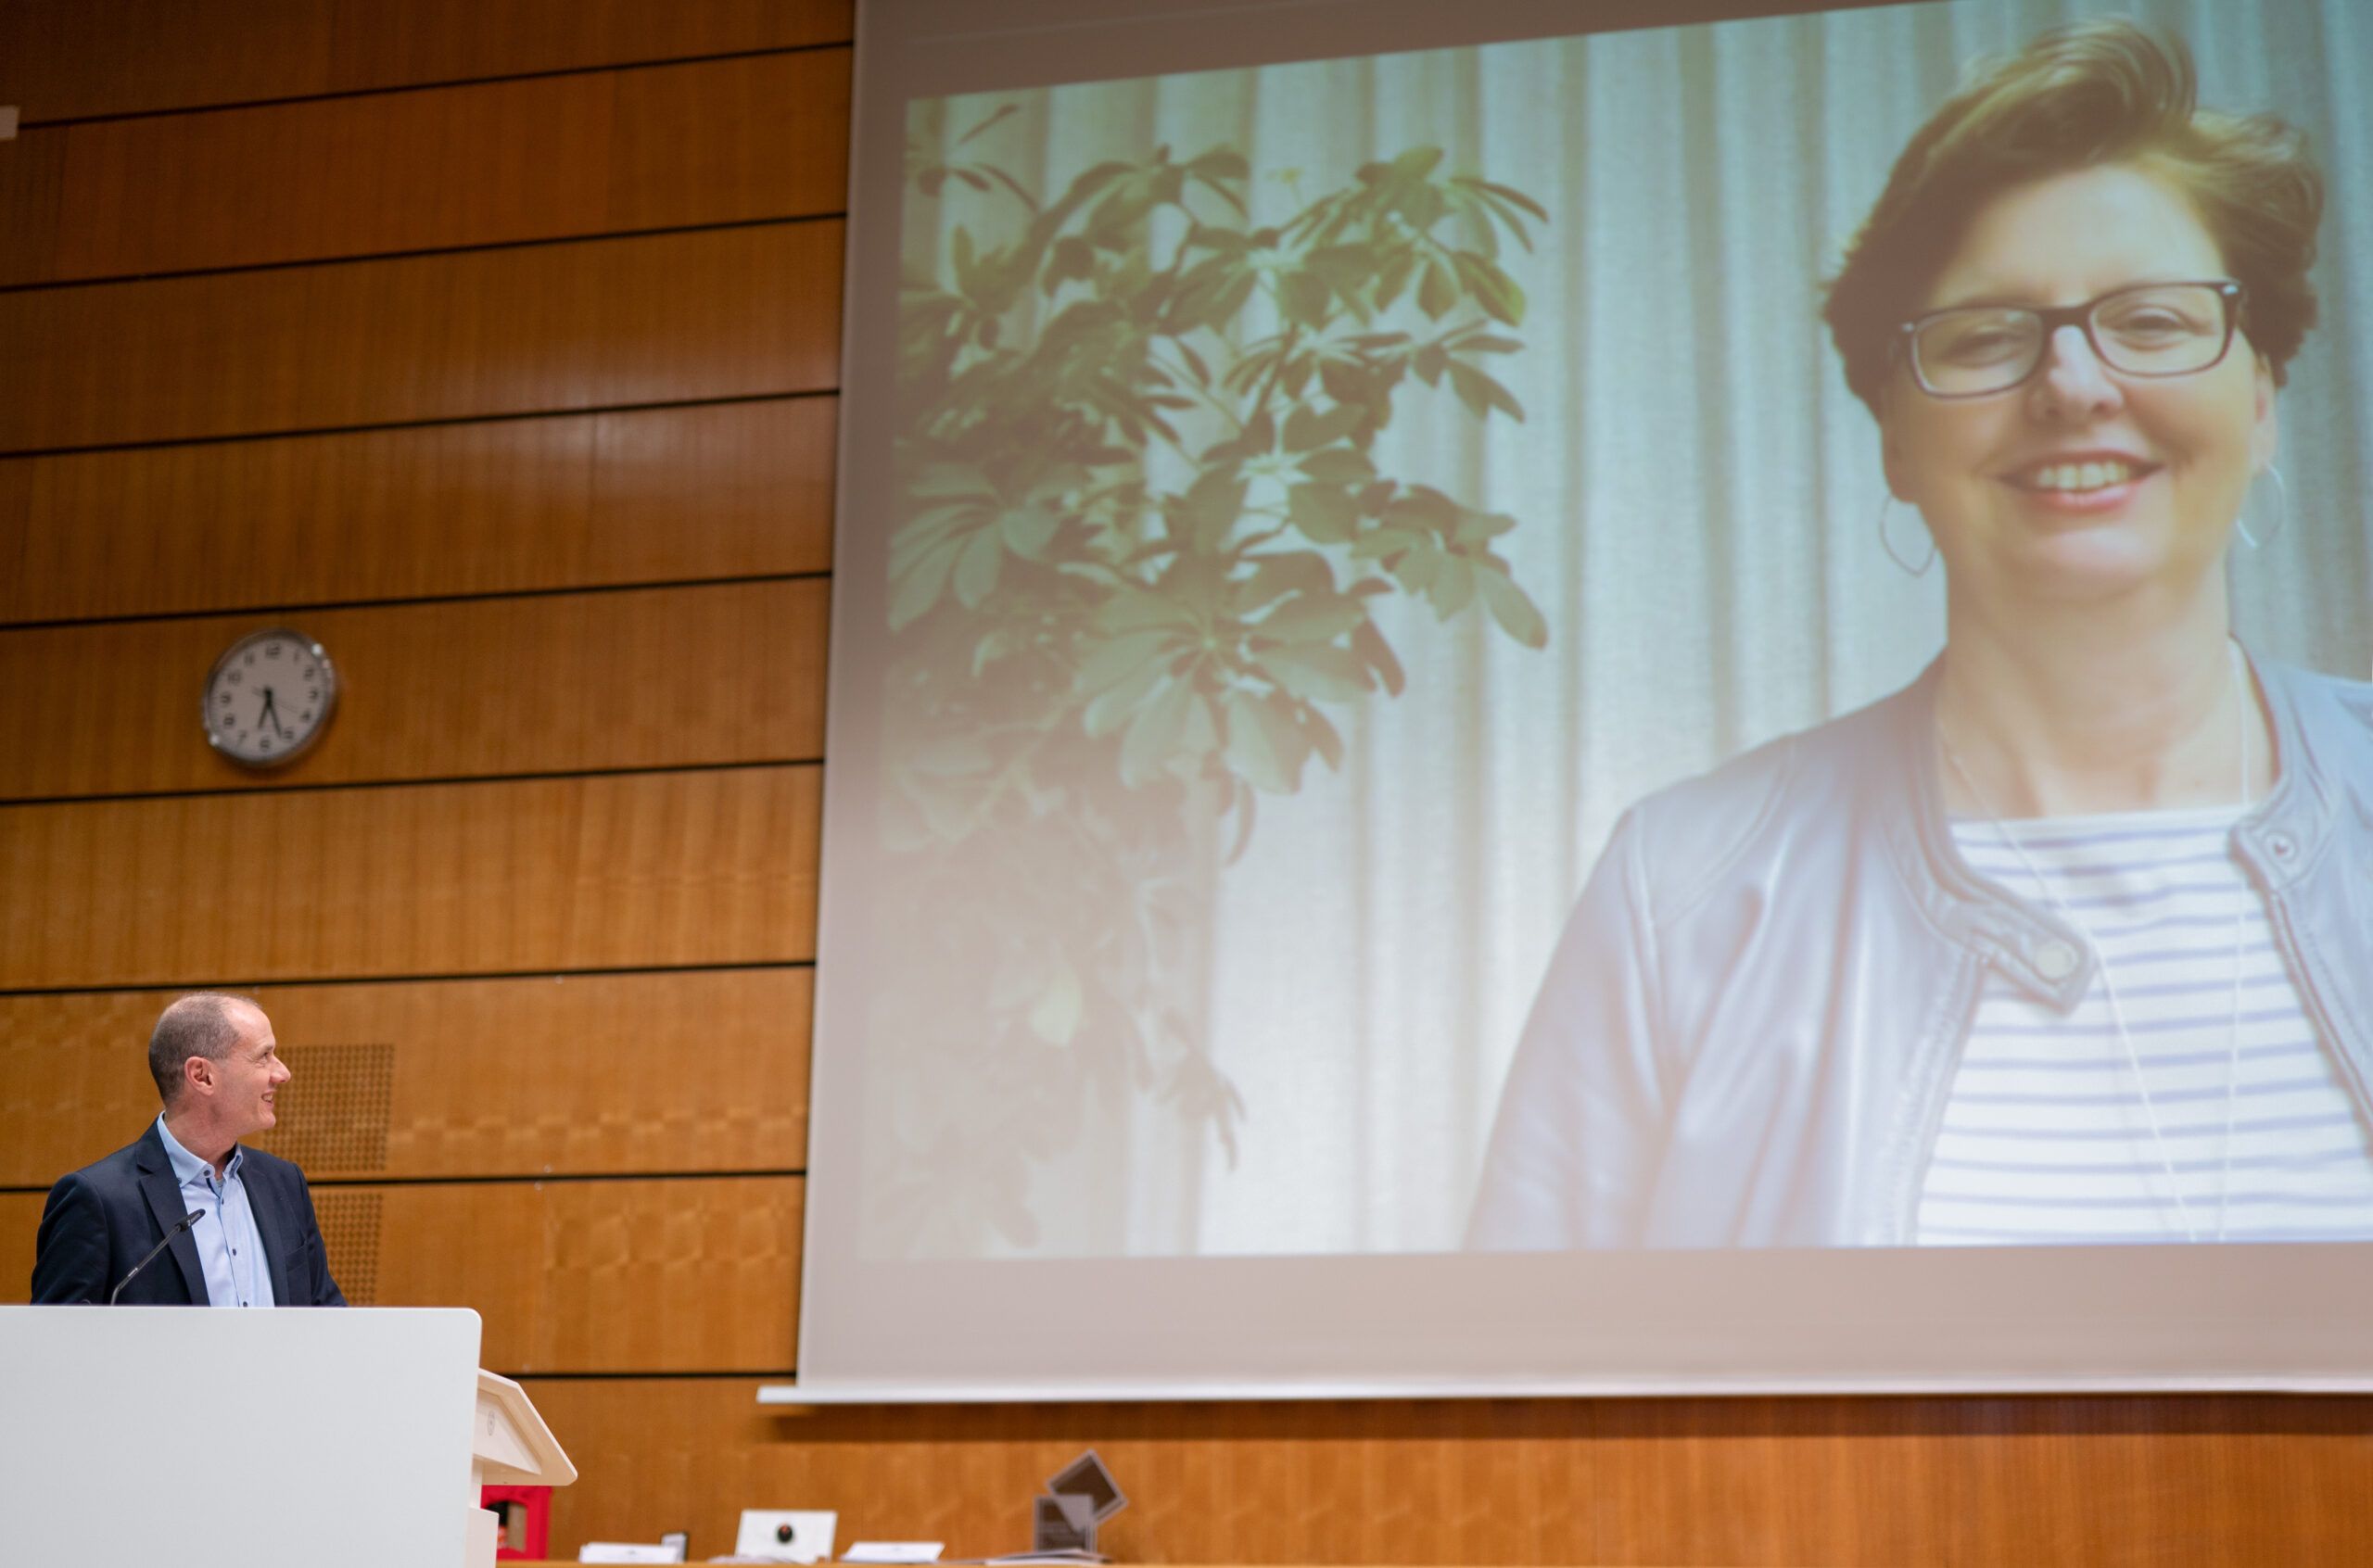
xmin=192 ymin=1004 xmax=290 ymax=1141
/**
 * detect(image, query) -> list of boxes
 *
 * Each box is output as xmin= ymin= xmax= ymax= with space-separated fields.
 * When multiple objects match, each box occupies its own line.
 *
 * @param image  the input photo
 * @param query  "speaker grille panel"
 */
xmin=254 ymin=1043 xmax=393 ymax=1176
xmin=311 ymin=1189 xmax=383 ymax=1306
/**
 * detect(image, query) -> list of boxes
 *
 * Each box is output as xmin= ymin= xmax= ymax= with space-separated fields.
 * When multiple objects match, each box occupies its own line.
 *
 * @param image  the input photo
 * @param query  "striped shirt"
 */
xmin=1916 ymin=806 xmax=2373 ymax=1246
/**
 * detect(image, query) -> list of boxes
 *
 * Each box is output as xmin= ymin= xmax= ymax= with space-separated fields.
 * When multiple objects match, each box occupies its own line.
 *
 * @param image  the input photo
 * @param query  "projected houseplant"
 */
xmin=873 ymin=110 xmax=1549 ymax=1254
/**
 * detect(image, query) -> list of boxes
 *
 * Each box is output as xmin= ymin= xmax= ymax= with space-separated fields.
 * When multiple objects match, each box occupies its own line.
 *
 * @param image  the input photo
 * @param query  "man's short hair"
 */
xmin=147 ymin=994 xmax=255 ymax=1104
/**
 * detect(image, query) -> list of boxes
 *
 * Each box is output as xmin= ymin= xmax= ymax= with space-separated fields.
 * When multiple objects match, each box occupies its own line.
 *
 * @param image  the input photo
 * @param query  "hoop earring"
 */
xmin=2235 ymin=464 xmax=2288 ymax=550
xmin=1877 ymin=492 xmax=1935 ymax=577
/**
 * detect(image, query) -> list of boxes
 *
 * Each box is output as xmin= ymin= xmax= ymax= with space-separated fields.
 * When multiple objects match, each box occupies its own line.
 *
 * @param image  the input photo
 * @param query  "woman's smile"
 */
xmin=1999 ymin=448 xmax=2162 ymax=514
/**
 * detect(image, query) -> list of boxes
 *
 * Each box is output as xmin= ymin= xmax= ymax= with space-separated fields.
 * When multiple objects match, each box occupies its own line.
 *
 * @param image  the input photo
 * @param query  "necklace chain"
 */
xmin=1938 ymin=642 xmax=2252 ymax=1244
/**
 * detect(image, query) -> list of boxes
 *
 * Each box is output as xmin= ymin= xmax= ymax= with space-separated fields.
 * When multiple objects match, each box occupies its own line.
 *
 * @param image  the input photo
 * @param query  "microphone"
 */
xmin=111 ymin=1208 xmax=206 ymax=1305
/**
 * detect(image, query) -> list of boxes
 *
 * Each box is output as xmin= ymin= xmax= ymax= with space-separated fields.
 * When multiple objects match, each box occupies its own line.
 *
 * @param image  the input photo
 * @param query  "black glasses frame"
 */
xmin=1895 ymin=279 xmax=2247 ymax=399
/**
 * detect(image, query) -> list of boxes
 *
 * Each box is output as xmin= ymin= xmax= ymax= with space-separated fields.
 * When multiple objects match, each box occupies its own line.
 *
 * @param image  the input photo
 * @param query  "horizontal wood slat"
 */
xmin=0 ymin=967 xmax=811 ymax=1188
xmin=0 ymin=577 xmax=831 ymax=799
xmin=0 ymin=1179 xmax=802 ymax=1373
xmin=0 ymin=398 xmax=836 ymax=625
xmin=374 ymin=1175 xmax=803 ymax=1372
xmin=0 ymin=221 xmax=844 ymax=453
xmin=0 ymin=765 xmax=820 ymax=989
xmin=606 ymin=46 xmax=852 ymax=234
xmin=327 ymin=0 xmax=852 ymax=104
xmin=2 ymin=51 xmax=850 ymax=286
xmin=514 ymin=1380 xmax=2373 ymax=1567
xmin=0 ymin=0 xmax=334 ymax=127
xmin=0 ymin=0 xmax=854 ymax=124
xmin=42 ymin=76 xmax=626 ymax=284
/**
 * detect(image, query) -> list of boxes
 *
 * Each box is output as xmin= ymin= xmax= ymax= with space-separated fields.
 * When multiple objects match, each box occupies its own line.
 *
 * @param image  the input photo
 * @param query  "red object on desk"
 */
xmin=481 ymin=1484 xmax=552 ymax=1560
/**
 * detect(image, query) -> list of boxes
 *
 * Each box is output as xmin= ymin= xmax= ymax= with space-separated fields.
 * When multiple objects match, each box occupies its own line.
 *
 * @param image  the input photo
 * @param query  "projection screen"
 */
xmin=793 ymin=0 xmax=2373 ymax=1399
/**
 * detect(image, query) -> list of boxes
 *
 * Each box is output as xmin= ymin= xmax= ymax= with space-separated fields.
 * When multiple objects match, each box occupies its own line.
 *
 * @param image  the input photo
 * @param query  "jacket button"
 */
xmin=2267 ymin=831 xmax=2297 ymax=860
xmin=2035 ymin=941 xmax=2080 ymax=981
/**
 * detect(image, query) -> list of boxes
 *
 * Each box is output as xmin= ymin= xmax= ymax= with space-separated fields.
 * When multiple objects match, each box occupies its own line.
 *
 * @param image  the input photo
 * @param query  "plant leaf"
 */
xmin=889 ymin=538 xmax=962 ymax=630
xmin=1351 ymin=619 xmax=1406 ymax=696
xmin=1296 ymin=446 xmax=1375 ymax=487
xmin=1476 ymin=566 xmax=1550 ymax=649
xmin=1255 ymin=593 xmax=1368 ymax=644
xmin=1235 ymin=550 xmax=1334 ymax=612
xmin=1177 ymin=691 xmax=1220 ymax=757
xmin=1417 ymin=258 xmax=1456 ymax=320
xmin=1445 ymin=360 xmax=1525 ymax=423
xmin=1453 ymin=250 xmax=1527 ymax=325
xmin=1394 ymin=540 xmax=1440 ymax=592
xmin=1096 ymin=589 xmax=1199 ymax=633
xmin=1427 ymin=554 xmax=1475 ymax=617
xmin=1280 ymin=269 xmax=1332 ymax=328
xmin=1120 ymin=674 xmax=1195 ymax=784
xmin=1183 ymin=471 xmax=1250 ymax=550
xmin=1080 ymin=623 xmax=1180 ymax=692
xmin=1282 ymin=402 xmax=1364 ymax=452
xmin=1288 ymin=482 xmax=1358 ymax=544
xmin=952 ymin=525 xmax=1004 ymax=607
xmin=1083 ymin=656 xmax=1169 ymax=738
xmin=1391 ymin=145 xmax=1446 ymax=181
xmin=1259 ymin=644 xmax=1371 ymax=703
xmin=1303 ymin=703 xmax=1345 ymax=770
xmin=956 ymin=103 xmax=1022 ymax=148
xmin=999 ymin=504 xmax=1060 ymax=557
xmin=1222 ymin=690 xmax=1301 ymax=793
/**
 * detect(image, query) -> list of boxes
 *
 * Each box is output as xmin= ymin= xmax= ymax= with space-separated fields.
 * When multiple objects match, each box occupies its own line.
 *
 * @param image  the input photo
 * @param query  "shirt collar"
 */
xmin=155 ymin=1114 xmax=243 ymax=1188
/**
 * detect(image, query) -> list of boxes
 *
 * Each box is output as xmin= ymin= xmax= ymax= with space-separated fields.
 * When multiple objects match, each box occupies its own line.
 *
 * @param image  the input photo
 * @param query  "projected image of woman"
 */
xmin=1468 ymin=20 xmax=2373 ymax=1249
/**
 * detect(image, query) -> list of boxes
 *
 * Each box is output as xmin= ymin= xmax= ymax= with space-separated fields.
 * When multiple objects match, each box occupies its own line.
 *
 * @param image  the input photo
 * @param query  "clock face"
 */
xmin=204 ymin=629 xmax=338 ymax=767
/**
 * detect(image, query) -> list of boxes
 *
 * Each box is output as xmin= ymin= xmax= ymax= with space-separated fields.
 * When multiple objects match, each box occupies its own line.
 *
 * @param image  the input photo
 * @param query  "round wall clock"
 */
xmin=202 ymin=628 xmax=339 ymax=767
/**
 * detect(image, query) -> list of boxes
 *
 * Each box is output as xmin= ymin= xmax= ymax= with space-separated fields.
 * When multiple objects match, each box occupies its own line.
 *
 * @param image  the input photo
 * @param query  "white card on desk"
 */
xmin=578 ymin=1545 xmax=685 ymax=1565
xmin=845 ymin=1543 xmax=945 ymax=1562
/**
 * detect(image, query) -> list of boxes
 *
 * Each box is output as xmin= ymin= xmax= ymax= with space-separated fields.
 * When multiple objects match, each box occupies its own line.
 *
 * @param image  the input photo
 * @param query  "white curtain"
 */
xmin=898 ymin=0 xmax=2373 ymax=1256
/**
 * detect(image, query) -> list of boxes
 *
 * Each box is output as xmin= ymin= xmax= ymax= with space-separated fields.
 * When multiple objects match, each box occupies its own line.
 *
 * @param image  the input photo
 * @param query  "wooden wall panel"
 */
xmin=0 ymin=578 xmax=830 ymax=799
xmin=0 ymin=397 xmax=835 ymax=625
xmin=0 ymin=221 xmax=844 ymax=453
xmin=0 ymin=0 xmax=334 ymax=125
xmin=372 ymin=1175 xmax=802 ymax=1373
xmin=43 ymin=72 xmax=619 ymax=284
xmin=606 ymin=50 xmax=853 ymax=234
xmin=0 ymin=0 xmax=853 ymax=124
xmin=0 ymin=765 xmax=819 ymax=989
xmin=0 ymin=967 xmax=810 ymax=1188
xmin=0 ymin=1191 xmax=41 ymax=1303
xmin=0 ymin=130 xmax=67 ymax=284
xmin=13 ymin=51 xmax=850 ymax=285
xmin=515 ymin=1380 xmax=2373 ymax=1568
xmin=0 ymin=1179 xmax=802 ymax=1368
xmin=0 ymin=459 xmax=27 ymax=588
xmin=322 ymin=0 xmax=854 ymax=101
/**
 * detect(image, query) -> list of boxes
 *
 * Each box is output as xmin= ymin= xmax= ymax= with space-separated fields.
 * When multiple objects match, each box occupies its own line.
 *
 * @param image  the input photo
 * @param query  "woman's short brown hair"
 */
xmin=1822 ymin=19 xmax=2323 ymax=418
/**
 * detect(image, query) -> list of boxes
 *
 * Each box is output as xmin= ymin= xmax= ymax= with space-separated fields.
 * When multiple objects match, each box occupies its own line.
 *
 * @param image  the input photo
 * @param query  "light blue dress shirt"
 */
xmin=155 ymin=1116 xmax=275 ymax=1309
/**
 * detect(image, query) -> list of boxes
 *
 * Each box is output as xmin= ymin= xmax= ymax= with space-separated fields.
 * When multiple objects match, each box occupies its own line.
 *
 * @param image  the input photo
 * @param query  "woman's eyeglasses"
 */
xmin=1897 ymin=280 xmax=2245 ymax=398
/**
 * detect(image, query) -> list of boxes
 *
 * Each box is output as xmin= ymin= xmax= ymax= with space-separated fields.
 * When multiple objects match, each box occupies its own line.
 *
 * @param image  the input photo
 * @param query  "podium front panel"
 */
xmin=0 ymin=1306 xmax=482 ymax=1568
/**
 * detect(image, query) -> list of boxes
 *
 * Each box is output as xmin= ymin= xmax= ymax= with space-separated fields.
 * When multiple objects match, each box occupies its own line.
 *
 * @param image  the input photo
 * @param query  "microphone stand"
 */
xmin=110 ymin=1208 xmax=206 ymax=1305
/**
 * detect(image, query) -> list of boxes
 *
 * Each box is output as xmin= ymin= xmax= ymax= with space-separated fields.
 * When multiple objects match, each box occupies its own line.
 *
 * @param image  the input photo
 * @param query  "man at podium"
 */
xmin=30 ymin=993 xmax=346 ymax=1307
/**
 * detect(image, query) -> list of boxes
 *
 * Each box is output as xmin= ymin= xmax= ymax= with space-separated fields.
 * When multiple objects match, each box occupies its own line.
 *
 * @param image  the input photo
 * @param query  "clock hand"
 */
xmin=258 ymin=687 xmax=290 ymax=739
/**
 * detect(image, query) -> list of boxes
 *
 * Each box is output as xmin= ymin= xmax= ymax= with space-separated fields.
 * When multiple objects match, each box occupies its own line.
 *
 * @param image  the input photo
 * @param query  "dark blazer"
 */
xmin=30 ymin=1122 xmax=346 ymax=1307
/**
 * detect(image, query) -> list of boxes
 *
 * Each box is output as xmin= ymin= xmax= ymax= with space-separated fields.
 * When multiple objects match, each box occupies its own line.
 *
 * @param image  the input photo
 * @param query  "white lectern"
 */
xmin=0 ymin=1307 xmax=575 ymax=1568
